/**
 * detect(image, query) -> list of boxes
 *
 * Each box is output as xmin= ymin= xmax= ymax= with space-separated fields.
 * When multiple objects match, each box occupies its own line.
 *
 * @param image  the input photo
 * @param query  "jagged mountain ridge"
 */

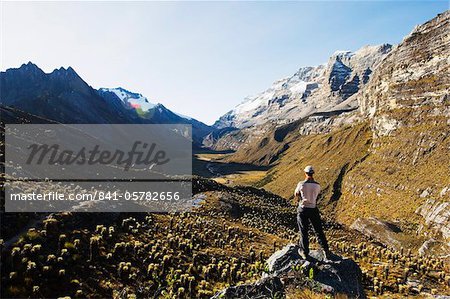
xmin=0 ymin=62 xmax=141 ymax=124
xmin=214 ymin=44 xmax=392 ymax=129
xmin=0 ymin=63 xmax=214 ymax=146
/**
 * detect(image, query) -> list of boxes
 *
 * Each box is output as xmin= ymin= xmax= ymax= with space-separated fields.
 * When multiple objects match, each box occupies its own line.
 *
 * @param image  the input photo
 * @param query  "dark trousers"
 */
xmin=297 ymin=207 xmax=329 ymax=255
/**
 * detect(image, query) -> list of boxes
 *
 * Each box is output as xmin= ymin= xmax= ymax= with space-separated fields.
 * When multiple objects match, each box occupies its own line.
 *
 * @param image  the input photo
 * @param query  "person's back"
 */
xmin=294 ymin=179 xmax=321 ymax=208
xmin=294 ymin=165 xmax=331 ymax=260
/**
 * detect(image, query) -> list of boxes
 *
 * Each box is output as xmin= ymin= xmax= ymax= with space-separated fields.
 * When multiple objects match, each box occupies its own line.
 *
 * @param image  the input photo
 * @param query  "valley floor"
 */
xmin=193 ymin=150 xmax=268 ymax=186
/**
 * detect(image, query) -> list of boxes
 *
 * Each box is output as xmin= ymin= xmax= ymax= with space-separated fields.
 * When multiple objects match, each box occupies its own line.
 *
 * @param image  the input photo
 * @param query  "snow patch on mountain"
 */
xmin=99 ymin=87 xmax=197 ymax=123
xmin=234 ymin=79 xmax=284 ymax=113
xmin=99 ymin=87 xmax=156 ymax=111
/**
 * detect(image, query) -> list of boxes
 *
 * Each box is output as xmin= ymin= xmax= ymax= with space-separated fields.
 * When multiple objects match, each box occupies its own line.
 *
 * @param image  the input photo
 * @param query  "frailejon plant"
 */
xmin=309 ymin=267 xmax=314 ymax=280
xmin=89 ymin=236 xmax=100 ymax=262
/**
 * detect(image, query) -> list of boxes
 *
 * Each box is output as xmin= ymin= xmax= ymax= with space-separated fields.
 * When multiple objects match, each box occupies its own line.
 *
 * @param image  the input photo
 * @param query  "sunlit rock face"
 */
xmin=358 ymin=11 xmax=450 ymax=137
xmin=214 ymin=44 xmax=392 ymax=129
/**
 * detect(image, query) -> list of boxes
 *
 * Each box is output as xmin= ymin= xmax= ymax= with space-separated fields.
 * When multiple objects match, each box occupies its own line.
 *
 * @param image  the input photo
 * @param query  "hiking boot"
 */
xmin=323 ymin=250 xmax=333 ymax=261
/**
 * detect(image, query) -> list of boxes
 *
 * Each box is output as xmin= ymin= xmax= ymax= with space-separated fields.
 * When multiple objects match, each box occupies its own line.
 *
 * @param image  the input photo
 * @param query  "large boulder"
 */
xmin=211 ymin=244 xmax=365 ymax=299
xmin=303 ymin=250 xmax=365 ymax=298
xmin=266 ymin=243 xmax=302 ymax=275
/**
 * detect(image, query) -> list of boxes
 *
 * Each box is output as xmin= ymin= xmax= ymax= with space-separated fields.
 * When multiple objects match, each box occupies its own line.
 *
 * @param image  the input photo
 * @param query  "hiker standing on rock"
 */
xmin=294 ymin=165 xmax=331 ymax=260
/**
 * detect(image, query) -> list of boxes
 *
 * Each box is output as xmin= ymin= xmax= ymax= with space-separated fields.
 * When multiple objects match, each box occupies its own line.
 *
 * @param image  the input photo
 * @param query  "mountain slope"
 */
xmin=143 ymin=103 xmax=213 ymax=146
xmin=337 ymin=10 xmax=450 ymax=231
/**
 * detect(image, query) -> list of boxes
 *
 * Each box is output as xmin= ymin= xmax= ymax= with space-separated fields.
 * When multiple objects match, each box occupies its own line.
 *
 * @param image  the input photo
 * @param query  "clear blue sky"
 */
xmin=1 ymin=1 xmax=448 ymax=125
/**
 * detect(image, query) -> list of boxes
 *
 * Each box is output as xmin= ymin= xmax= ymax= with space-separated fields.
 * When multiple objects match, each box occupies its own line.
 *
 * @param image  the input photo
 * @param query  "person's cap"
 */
xmin=304 ymin=165 xmax=314 ymax=174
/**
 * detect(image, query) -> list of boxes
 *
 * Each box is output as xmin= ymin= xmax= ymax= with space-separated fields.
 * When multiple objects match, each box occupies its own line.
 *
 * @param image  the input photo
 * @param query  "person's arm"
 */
xmin=293 ymin=182 xmax=302 ymax=205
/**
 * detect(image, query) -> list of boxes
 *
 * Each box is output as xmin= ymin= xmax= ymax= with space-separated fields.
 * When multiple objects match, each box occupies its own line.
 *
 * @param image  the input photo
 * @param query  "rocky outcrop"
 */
xmin=418 ymin=238 xmax=450 ymax=258
xmin=416 ymin=198 xmax=450 ymax=241
xmin=415 ymin=196 xmax=449 ymax=258
xmin=266 ymin=243 xmax=303 ymax=275
xmin=325 ymin=44 xmax=392 ymax=101
xmin=350 ymin=217 xmax=403 ymax=250
xmin=201 ymin=127 xmax=239 ymax=149
xmin=212 ymin=244 xmax=365 ymax=299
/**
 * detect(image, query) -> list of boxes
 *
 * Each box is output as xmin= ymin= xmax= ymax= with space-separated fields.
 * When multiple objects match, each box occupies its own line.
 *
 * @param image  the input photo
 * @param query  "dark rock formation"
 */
xmin=211 ymin=244 xmax=365 ymax=298
xmin=0 ymin=63 xmax=213 ymax=147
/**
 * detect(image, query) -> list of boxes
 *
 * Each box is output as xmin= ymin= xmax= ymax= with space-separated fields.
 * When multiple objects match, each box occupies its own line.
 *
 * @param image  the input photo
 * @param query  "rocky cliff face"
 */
xmin=416 ymin=198 xmax=450 ymax=243
xmin=359 ymin=11 xmax=449 ymax=136
xmin=415 ymin=197 xmax=450 ymax=258
xmin=337 ymin=11 xmax=450 ymax=228
xmin=325 ymin=44 xmax=392 ymax=101
xmin=214 ymin=44 xmax=392 ymax=129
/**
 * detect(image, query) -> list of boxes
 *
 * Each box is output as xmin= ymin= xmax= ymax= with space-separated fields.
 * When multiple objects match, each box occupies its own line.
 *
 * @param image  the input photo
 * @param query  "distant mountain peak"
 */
xmin=5 ymin=63 xmax=83 ymax=80
xmin=116 ymin=87 xmax=144 ymax=98
xmin=98 ymin=87 xmax=194 ymax=121
xmin=6 ymin=61 xmax=45 ymax=76
xmin=24 ymin=61 xmax=40 ymax=68
xmin=214 ymin=43 xmax=393 ymax=129
xmin=50 ymin=66 xmax=79 ymax=76
xmin=332 ymin=50 xmax=353 ymax=57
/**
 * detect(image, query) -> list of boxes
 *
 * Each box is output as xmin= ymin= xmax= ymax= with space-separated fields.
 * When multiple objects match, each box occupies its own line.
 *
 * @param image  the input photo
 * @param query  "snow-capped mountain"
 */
xmin=214 ymin=44 xmax=392 ymax=129
xmin=98 ymin=87 xmax=213 ymax=145
xmin=98 ymin=87 xmax=193 ymax=121
xmin=98 ymin=87 xmax=200 ymax=122
xmin=99 ymin=87 xmax=156 ymax=112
